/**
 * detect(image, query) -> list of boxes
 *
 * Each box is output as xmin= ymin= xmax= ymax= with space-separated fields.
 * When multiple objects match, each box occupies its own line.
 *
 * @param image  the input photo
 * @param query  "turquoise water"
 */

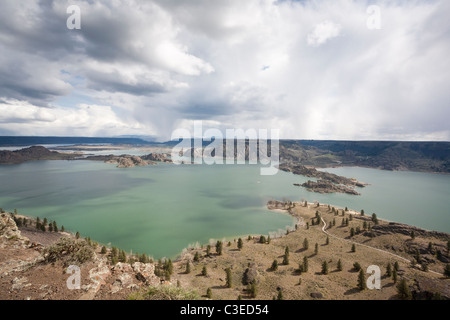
xmin=0 ymin=161 xmax=448 ymax=258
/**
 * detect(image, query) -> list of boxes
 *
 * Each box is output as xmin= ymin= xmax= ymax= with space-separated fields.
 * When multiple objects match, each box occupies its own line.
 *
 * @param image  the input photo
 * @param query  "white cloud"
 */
xmin=0 ymin=0 xmax=449 ymax=141
xmin=307 ymin=21 xmax=342 ymax=47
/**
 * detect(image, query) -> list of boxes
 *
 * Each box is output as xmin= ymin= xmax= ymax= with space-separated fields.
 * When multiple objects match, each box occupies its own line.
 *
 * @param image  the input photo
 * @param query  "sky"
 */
xmin=0 ymin=0 xmax=449 ymax=141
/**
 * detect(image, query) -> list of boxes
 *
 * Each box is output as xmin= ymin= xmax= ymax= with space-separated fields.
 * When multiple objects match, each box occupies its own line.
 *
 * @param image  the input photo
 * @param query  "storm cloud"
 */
xmin=0 ymin=0 xmax=449 ymax=140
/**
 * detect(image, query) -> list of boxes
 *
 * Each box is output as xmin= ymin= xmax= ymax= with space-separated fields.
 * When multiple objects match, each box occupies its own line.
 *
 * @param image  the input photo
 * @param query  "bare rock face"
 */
xmin=142 ymin=153 xmax=172 ymax=163
xmin=0 ymin=214 xmax=29 ymax=248
xmin=132 ymin=262 xmax=159 ymax=286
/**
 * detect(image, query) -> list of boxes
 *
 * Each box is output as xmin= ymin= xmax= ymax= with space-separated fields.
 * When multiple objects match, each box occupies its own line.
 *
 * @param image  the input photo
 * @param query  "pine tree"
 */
xmin=363 ymin=221 xmax=367 ymax=231
xmin=259 ymin=235 xmax=266 ymax=244
xmin=225 ymin=268 xmax=232 ymax=288
xmin=185 ymin=261 xmax=191 ymax=274
xmin=238 ymin=238 xmax=243 ymax=250
xmin=61 ymin=225 xmax=65 ymax=232
xmin=322 ymin=261 xmax=328 ymax=275
xmin=325 ymin=236 xmax=329 ymax=245
xmin=238 ymin=295 xmax=242 ymax=300
xmin=43 ymin=217 xmax=47 ymax=226
xmin=271 ymin=259 xmax=278 ymax=271
xmin=48 ymin=223 xmax=53 ymax=232
xmin=337 ymin=259 xmax=343 ymax=271
xmin=40 ymin=224 xmax=46 ymax=232
xmin=303 ymin=238 xmax=309 ymax=250
xmin=392 ymin=269 xmax=398 ymax=283
xmin=194 ymin=251 xmax=200 ymax=262
xmin=202 ymin=265 xmax=208 ymax=276
xmin=314 ymin=243 xmax=319 ymax=255
xmin=349 ymin=214 xmax=353 ymax=221
xmin=285 ymin=246 xmax=290 ymax=256
xmin=277 ymin=290 xmax=283 ymax=300
xmin=283 ymin=253 xmax=289 ymax=265
xmin=357 ymin=269 xmax=366 ymax=291
xmin=353 ymin=262 xmax=361 ymax=271
xmin=248 ymin=235 xmax=252 ymax=241
xmin=303 ymin=256 xmax=309 ymax=272
xmin=101 ymin=246 xmax=107 ymax=254
xmin=410 ymin=231 xmax=415 ymax=240
xmin=206 ymin=245 xmax=211 ymax=256
xmin=427 ymin=242 xmax=433 ymax=253
xmin=52 ymin=221 xmax=58 ymax=232
xmin=267 ymin=236 xmax=271 ymax=244
xmin=216 ymin=241 xmax=223 ymax=255
xmin=248 ymin=282 xmax=257 ymax=298
xmin=361 ymin=209 xmax=365 ymax=216
xmin=206 ymin=288 xmax=212 ymax=299
xmin=350 ymin=228 xmax=355 ymax=237
xmin=351 ymin=244 xmax=356 ymax=252
xmin=75 ymin=231 xmax=80 ymax=239
xmin=386 ymin=263 xmax=392 ymax=277
xmin=345 ymin=207 xmax=348 ymax=212
xmin=444 ymin=264 xmax=450 ymax=278
xmin=394 ymin=261 xmax=399 ymax=272
xmin=306 ymin=222 xmax=309 ymax=230
xmin=396 ymin=279 xmax=411 ymax=299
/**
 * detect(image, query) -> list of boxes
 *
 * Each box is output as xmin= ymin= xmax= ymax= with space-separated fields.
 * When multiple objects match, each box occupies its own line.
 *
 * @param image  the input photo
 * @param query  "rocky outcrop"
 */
xmin=297 ymin=180 xmax=361 ymax=195
xmin=242 ymin=263 xmax=259 ymax=285
xmin=371 ymin=222 xmax=450 ymax=242
xmin=83 ymin=155 xmax=156 ymax=168
xmin=0 ymin=146 xmax=76 ymax=164
xmin=0 ymin=214 xmax=29 ymax=248
xmin=141 ymin=153 xmax=172 ymax=163
xmin=105 ymin=155 xmax=154 ymax=168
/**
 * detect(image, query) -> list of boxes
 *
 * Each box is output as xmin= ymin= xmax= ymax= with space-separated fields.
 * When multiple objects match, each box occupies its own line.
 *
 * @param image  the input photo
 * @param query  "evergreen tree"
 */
xmin=43 ymin=217 xmax=48 ymax=226
xmin=314 ymin=243 xmax=319 ymax=255
xmin=225 ymin=268 xmax=232 ymax=288
xmin=394 ymin=261 xmax=399 ymax=272
xmin=101 ymin=246 xmax=107 ymax=254
xmin=392 ymin=269 xmax=398 ymax=283
xmin=259 ymin=235 xmax=266 ymax=244
xmin=271 ymin=259 xmax=278 ymax=271
xmin=285 ymin=246 xmax=290 ymax=257
xmin=444 ymin=264 xmax=450 ymax=278
xmin=325 ymin=236 xmax=329 ymax=245
xmin=61 ymin=225 xmax=65 ymax=232
xmin=303 ymin=238 xmax=309 ymax=250
xmin=206 ymin=245 xmax=211 ymax=256
xmin=267 ymin=236 xmax=271 ymax=244
xmin=351 ymin=244 xmax=356 ymax=252
xmin=337 ymin=259 xmax=343 ymax=272
xmin=248 ymin=235 xmax=252 ymax=241
xmin=341 ymin=218 xmax=345 ymax=226
xmin=238 ymin=295 xmax=242 ymax=300
xmin=386 ymin=263 xmax=392 ymax=277
xmin=238 ymin=238 xmax=243 ymax=250
xmin=396 ymin=279 xmax=411 ymax=299
xmin=194 ymin=251 xmax=200 ymax=262
xmin=277 ymin=289 xmax=283 ymax=300
xmin=350 ymin=228 xmax=355 ymax=238
xmin=202 ymin=265 xmax=208 ymax=276
xmin=345 ymin=207 xmax=348 ymax=212
xmin=363 ymin=221 xmax=367 ymax=231
xmin=48 ymin=223 xmax=53 ymax=232
xmin=306 ymin=222 xmax=309 ymax=230
xmin=410 ymin=231 xmax=415 ymax=240
xmin=249 ymin=282 xmax=257 ymax=298
xmin=40 ymin=224 xmax=46 ymax=232
xmin=349 ymin=214 xmax=353 ymax=221
xmin=75 ymin=231 xmax=80 ymax=239
xmin=216 ymin=241 xmax=223 ymax=255
xmin=282 ymin=253 xmax=289 ymax=265
xmin=353 ymin=262 xmax=361 ymax=271
xmin=303 ymin=256 xmax=309 ymax=273
xmin=427 ymin=242 xmax=433 ymax=253
xmin=357 ymin=269 xmax=366 ymax=291
xmin=361 ymin=209 xmax=365 ymax=216
xmin=206 ymin=288 xmax=212 ymax=299
xmin=322 ymin=261 xmax=328 ymax=275
xmin=436 ymin=250 xmax=443 ymax=261
xmin=52 ymin=221 xmax=58 ymax=232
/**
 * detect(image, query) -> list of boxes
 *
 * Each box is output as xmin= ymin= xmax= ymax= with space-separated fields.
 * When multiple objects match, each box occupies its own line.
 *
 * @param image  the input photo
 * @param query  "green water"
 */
xmin=0 ymin=161 xmax=448 ymax=258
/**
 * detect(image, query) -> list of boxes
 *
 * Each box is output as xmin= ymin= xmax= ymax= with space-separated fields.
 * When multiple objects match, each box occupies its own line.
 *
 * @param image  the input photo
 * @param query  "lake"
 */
xmin=0 ymin=160 xmax=448 ymax=258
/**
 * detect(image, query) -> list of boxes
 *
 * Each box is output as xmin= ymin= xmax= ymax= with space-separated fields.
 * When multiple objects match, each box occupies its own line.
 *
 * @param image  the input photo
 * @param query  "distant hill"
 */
xmin=280 ymin=140 xmax=450 ymax=173
xmin=0 ymin=136 xmax=153 ymax=147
